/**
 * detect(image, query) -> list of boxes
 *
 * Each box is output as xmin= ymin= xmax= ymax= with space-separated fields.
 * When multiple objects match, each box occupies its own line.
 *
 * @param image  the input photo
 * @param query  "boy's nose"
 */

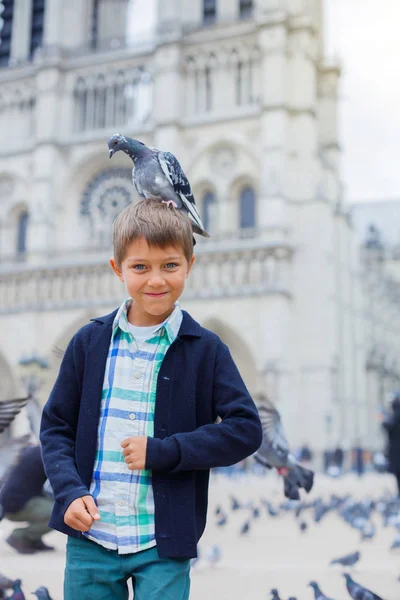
xmin=148 ymin=273 xmax=165 ymax=287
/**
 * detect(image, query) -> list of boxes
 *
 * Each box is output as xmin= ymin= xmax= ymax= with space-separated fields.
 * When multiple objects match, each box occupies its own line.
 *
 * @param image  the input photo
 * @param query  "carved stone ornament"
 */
xmin=0 ymin=176 xmax=16 ymax=199
xmin=210 ymin=146 xmax=237 ymax=176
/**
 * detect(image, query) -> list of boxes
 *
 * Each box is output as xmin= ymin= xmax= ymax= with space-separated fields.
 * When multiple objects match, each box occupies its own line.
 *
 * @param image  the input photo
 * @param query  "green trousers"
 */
xmin=65 ymin=536 xmax=191 ymax=600
xmin=5 ymin=495 xmax=53 ymax=542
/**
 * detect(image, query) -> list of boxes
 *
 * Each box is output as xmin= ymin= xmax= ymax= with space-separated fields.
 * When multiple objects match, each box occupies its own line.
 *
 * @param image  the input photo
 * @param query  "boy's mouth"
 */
xmin=145 ymin=292 xmax=168 ymax=298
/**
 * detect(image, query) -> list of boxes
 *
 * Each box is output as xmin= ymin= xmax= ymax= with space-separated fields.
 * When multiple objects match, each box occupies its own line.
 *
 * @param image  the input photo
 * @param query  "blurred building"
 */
xmin=0 ymin=0 xmax=395 ymax=452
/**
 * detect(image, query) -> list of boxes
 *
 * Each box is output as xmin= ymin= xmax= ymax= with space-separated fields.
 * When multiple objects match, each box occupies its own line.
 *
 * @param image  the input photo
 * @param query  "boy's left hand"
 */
xmin=121 ymin=436 xmax=148 ymax=470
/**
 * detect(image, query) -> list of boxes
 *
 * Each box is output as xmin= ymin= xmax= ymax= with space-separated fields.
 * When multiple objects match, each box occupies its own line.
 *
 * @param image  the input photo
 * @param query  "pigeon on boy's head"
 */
xmin=107 ymin=134 xmax=210 ymax=238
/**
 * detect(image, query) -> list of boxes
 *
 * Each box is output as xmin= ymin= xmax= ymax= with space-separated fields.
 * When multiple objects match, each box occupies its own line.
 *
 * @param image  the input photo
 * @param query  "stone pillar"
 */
xmin=28 ymin=65 xmax=65 ymax=257
xmin=218 ymin=0 xmax=238 ymax=21
xmin=152 ymin=42 xmax=182 ymax=153
xmin=10 ymin=0 xmax=32 ymax=62
xmin=62 ymin=0 xmax=92 ymax=48
xmin=43 ymin=0 xmax=64 ymax=47
xmin=181 ymin=0 xmax=202 ymax=29
xmin=257 ymin=17 xmax=289 ymax=230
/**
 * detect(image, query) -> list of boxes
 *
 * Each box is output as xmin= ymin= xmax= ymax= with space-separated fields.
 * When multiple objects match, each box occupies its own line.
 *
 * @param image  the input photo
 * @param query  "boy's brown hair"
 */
xmin=112 ymin=199 xmax=194 ymax=267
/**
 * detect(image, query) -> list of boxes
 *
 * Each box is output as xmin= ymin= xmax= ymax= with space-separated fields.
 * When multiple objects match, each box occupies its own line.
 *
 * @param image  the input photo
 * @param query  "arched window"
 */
xmin=240 ymin=186 xmax=255 ymax=229
xmin=239 ymin=0 xmax=253 ymax=19
xmin=202 ymin=191 xmax=217 ymax=233
xmin=203 ymin=0 xmax=216 ymax=25
xmin=17 ymin=210 xmax=29 ymax=255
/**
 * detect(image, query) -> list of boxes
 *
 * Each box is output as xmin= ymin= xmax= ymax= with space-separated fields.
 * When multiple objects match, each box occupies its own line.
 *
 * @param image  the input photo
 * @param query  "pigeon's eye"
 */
xmin=114 ymin=140 xmax=118 ymax=145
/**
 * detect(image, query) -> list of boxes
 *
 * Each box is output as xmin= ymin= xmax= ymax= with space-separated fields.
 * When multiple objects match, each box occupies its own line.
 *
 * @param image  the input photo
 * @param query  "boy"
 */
xmin=40 ymin=199 xmax=262 ymax=600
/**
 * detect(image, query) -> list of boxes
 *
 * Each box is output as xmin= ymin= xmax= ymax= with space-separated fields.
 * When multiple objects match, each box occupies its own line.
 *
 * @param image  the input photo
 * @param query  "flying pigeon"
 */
xmin=308 ymin=581 xmax=335 ymax=600
xmin=253 ymin=397 xmax=314 ymax=500
xmin=0 ymin=396 xmax=30 ymax=434
xmin=343 ymin=573 xmax=384 ymax=600
xmin=107 ymin=134 xmax=210 ymax=237
xmin=0 ymin=573 xmax=13 ymax=599
xmin=330 ymin=550 xmax=360 ymax=567
xmin=32 ymin=587 xmax=53 ymax=600
xmin=6 ymin=579 xmax=25 ymax=600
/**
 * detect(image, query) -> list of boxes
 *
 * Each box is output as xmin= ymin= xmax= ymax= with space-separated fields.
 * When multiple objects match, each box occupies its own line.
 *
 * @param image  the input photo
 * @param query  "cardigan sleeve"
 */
xmin=145 ymin=342 xmax=263 ymax=472
xmin=40 ymin=329 xmax=91 ymax=515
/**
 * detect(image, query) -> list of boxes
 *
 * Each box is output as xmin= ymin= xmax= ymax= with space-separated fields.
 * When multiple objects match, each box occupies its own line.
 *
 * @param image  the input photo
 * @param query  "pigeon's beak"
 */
xmin=109 ymin=148 xmax=115 ymax=159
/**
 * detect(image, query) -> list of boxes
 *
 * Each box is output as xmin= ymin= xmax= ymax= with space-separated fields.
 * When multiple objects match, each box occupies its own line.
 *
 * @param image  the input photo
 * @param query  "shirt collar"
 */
xmin=112 ymin=298 xmax=183 ymax=345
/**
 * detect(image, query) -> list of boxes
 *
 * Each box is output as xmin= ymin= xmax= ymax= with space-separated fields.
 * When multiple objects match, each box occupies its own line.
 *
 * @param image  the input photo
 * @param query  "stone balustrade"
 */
xmin=0 ymin=241 xmax=293 ymax=314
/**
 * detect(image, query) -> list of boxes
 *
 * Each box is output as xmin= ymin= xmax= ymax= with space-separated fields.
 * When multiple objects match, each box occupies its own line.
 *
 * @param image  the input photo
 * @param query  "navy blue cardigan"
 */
xmin=40 ymin=309 xmax=262 ymax=558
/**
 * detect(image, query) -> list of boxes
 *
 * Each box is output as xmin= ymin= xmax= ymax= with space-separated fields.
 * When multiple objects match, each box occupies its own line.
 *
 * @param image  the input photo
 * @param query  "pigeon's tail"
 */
xmin=283 ymin=464 xmax=314 ymax=500
xmin=192 ymin=223 xmax=211 ymax=238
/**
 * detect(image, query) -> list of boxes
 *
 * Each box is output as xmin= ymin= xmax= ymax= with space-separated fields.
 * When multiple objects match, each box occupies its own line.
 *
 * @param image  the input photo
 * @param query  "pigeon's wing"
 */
xmin=257 ymin=399 xmax=290 ymax=457
xmin=52 ymin=345 xmax=65 ymax=359
xmin=0 ymin=434 xmax=31 ymax=491
xmin=132 ymin=166 xmax=143 ymax=197
xmin=0 ymin=396 xmax=30 ymax=434
xmin=157 ymin=151 xmax=206 ymax=232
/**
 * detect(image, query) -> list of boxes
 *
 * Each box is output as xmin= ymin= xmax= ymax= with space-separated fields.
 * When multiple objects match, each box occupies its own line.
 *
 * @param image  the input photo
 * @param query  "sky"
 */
xmin=325 ymin=0 xmax=400 ymax=202
xmin=129 ymin=0 xmax=400 ymax=203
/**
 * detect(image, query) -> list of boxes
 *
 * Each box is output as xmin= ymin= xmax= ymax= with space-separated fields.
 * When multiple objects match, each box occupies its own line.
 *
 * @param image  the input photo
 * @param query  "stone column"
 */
xmin=257 ymin=16 xmax=289 ymax=230
xmin=10 ymin=0 xmax=32 ymax=62
xmin=152 ymin=42 xmax=182 ymax=154
xmin=28 ymin=64 xmax=65 ymax=258
xmin=218 ymin=0 xmax=238 ymax=22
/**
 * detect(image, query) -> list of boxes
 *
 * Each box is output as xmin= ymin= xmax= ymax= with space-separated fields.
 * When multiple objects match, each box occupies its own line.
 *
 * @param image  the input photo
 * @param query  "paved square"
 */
xmin=1 ymin=472 xmax=398 ymax=599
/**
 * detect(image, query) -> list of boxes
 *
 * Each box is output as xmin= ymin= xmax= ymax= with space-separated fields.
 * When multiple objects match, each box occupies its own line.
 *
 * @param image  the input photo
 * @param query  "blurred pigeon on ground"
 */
xmin=0 ymin=573 xmax=13 ymax=599
xmin=216 ymin=513 xmax=227 ymax=527
xmin=31 ymin=587 xmax=53 ymax=600
xmin=253 ymin=396 xmax=314 ymax=500
xmin=230 ymin=495 xmax=241 ymax=511
xmin=270 ymin=589 xmax=281 ymax=600
xmin=390 ymin=532 xmax=400 ymax=550
xmin=343 ymin=573 xmax=384 ymax=600
xmin=252 ymin=506 xmax=261 ymax=519
xmin=360 ymin=522 xmax=376 ymax=541
xmin=239 ymin=520 xmax=251 ymax=536
xmin=6 ymin=579 xmax=25 ymax=600
xmin=308 ymin=581 xmax=335 ymax=600
xmin=330 ymin=550 xmax=360 ymax=567
xmin=205 ymin=544 xmax=222 ymax=568
xmin=107 ymin=134 xmax=210 ymax=237
xmin=0 ymin=396 xmax=30 ymax=434
xmin=299 ymin=520 xmax=308 ymax=533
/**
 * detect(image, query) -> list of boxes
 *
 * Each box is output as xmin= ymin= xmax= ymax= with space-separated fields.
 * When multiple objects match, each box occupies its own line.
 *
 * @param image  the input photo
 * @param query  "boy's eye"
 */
xmin=165 ymin=263 xmax=178 ymax=268
xmin=133 ymin=264 xmax=146 ymax=270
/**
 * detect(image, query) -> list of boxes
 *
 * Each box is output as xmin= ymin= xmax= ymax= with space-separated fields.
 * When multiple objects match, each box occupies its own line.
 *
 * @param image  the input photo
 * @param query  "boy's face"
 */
xmin=110 ymin=236 xmax=195 ymax=326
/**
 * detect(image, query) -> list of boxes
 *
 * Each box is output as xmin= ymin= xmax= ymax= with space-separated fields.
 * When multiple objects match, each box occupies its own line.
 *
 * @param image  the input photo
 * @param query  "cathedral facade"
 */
xmin=0 ymin=0 xmax=397 ymax=454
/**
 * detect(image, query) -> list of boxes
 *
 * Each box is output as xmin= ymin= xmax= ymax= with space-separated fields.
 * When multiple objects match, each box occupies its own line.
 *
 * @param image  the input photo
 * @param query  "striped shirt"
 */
xmin=84 ymin=298 xmax=183 ymax=554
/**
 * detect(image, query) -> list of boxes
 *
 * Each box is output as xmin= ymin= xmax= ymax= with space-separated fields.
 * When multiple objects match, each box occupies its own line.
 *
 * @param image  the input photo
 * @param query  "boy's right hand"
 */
xmin=64 ymin=495 xmax=100 ymax=532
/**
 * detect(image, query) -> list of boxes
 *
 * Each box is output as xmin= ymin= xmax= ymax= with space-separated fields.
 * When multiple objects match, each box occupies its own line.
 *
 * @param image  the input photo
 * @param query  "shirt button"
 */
xmin=129 ymin=413 xmax=136 ymax=421
xmin=118 ymin=500 xmax=125 ymax=507
xmin=135 ymin=372 xmax=141 ymax=379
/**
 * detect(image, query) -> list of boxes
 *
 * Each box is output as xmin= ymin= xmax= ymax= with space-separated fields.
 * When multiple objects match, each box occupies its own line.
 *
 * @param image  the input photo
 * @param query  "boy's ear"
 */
xmin=186 ymin=254 xmax=195 ymax=278
xmin=110 ymin=257 xmax=124 ymax=282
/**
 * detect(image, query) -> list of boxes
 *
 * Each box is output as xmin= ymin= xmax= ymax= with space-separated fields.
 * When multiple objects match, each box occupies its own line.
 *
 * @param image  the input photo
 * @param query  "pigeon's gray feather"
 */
xmin=254 ymin=396 xmax=314 ymax=499
xmin=0 ymin=397 xmax=30 ymax=434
